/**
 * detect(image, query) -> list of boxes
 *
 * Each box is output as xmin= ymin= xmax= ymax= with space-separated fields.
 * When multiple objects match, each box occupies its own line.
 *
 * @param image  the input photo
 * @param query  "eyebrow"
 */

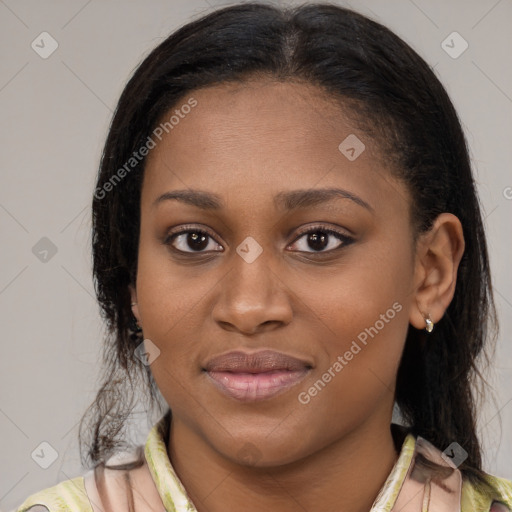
xmin=153 ymin=187 xmax=374 ymax=213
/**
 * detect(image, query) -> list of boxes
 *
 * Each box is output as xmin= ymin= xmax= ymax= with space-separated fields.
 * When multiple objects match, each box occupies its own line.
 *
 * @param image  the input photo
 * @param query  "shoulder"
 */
xmin=13 ymin=476 xmax=92 ymax=512
xmin=462 ymin=472 xmax=512 ymax=512
xmin=485 ymin=473 xmax=512 ymax=510
xmin=13 ymin=445 xmax=164 ymax=512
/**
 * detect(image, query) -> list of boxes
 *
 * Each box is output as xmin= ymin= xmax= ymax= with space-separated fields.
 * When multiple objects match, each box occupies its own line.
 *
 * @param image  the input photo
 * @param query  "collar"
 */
xmin=144 ymin=412 xmax=196 ymax=512
xmin=143 ymin=413 xmax=449 ymax=512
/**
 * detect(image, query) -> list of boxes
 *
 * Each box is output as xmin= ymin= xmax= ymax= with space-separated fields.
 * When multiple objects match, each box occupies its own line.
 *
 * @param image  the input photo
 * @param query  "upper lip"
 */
xmin=203 ymin=350 xmax=312 ymax=373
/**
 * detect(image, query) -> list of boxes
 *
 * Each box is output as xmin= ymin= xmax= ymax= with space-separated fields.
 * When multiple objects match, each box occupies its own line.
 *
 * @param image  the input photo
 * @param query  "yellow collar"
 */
xmin=144 ymin=413 xmax=419 ymax=512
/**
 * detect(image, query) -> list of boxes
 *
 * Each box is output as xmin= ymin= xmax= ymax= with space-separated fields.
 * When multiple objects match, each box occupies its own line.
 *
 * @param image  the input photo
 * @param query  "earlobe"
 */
xmin=409 ymin=213 xmax=465 ymax=331
xmin=410 ymin=307 xmax=435 ymax=332
xmin=129 ymin=285 xmax=141 ymax=323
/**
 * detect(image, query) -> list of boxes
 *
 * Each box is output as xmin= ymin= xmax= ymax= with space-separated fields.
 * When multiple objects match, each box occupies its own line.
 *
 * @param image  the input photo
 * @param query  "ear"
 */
xmin=129 ymin=284 xmax=141 ymax=324
xmin=409 ymin=213 xmax=465 ymax=330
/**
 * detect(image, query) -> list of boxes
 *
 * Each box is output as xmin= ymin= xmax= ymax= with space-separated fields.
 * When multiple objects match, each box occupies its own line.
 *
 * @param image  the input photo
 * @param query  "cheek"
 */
xmin=299 ymin=237 xmax=413 ymax=391
xmin=135 ymin=223 xmax=213 ymax=323
xmin=134 ymin=237 xmax=209 ymax=369
xmin=134 ymin=256 xmax=210 ymax=411
xmin=306 ymin=238 xmax=412 ymax=340
xmin=294 ymin=287 xmax=408 ymax=441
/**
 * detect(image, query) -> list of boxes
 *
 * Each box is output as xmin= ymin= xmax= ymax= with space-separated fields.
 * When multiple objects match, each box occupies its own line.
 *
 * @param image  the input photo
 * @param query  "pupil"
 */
xmin=188 ymin=232 xmax=208 ymax=251
xmin=308 ymin=232 xmax=328 ymax=251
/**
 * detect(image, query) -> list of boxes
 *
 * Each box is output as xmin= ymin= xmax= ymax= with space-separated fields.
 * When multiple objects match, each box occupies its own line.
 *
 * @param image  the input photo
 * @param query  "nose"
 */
xmin=211 ymin=246 xmax=293 ymax=335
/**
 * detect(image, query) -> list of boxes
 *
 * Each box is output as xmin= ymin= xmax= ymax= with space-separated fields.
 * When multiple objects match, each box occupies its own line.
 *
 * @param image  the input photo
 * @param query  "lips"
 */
xmin=203 ymin=350 xmax=312 ymax=401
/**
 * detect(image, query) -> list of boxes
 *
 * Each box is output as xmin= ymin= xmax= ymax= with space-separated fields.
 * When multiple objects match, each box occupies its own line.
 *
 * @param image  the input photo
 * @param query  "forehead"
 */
xmin=141 ymin=79 xmax=406 ymax=215
xmin=148 ymin=79 xmax=363 ymax=160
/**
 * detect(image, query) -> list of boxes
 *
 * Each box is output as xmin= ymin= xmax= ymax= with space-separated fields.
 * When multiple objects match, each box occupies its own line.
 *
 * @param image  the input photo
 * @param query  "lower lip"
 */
xmin=206 ymin=369 xmax=310 ymax=402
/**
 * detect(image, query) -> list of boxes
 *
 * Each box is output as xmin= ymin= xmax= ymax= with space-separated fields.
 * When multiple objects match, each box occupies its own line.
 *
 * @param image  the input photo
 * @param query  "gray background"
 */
xmin=1 ymin=0 xmax=511 ymax=510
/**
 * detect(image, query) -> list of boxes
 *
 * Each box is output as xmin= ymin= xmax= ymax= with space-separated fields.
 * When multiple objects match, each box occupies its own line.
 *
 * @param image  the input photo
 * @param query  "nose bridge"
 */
xmin=212 ymin=237 xmax=293 ymax=333
xmin=227 ymin=237 xmax=277 ymax=305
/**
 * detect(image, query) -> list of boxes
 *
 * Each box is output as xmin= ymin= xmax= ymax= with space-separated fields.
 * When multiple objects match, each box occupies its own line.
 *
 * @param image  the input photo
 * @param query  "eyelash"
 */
xmin=163 ymin=224 xmax=354 ymax=256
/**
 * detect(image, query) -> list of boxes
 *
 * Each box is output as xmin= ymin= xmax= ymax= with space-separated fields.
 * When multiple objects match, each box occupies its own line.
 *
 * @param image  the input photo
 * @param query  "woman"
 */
xmin=15 ymin=3 xmax=512 ymax=511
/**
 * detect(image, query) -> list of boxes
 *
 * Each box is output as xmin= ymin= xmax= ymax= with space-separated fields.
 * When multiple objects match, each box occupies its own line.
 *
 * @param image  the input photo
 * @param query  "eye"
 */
xmin=164 ymin=226 xmax=223 ymax=254
xmin=164 ymin=224 xmax=354 ymax=255
xmin=288 ymin=225 xmax=354 ymax=253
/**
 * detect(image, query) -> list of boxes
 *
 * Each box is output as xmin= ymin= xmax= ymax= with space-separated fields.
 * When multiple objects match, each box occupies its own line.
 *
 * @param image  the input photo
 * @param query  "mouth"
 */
xmin=203 ymin=350 xmax=313 ymax=402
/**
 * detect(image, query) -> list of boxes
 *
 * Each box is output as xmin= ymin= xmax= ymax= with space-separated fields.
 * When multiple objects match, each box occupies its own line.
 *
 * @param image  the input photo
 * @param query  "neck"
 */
xmin=167 ymin=418 xmax=400 ymax=512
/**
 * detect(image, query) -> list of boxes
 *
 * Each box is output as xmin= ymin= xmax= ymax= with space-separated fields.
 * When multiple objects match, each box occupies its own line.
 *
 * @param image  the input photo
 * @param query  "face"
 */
xmin=132 ymin=79 xmax=418 ymax=466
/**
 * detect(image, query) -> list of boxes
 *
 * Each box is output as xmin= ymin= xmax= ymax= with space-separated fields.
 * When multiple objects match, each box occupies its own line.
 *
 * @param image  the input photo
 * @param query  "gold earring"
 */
xmin=424 ymin=314 xmax=434 ymax=333
xmin=131 ymin=302 xmax=137 ymax=306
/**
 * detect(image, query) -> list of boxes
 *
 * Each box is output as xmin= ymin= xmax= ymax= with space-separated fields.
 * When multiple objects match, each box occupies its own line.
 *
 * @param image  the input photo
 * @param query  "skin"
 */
xmin=130 ymin=79 xmax=464 ymax=512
